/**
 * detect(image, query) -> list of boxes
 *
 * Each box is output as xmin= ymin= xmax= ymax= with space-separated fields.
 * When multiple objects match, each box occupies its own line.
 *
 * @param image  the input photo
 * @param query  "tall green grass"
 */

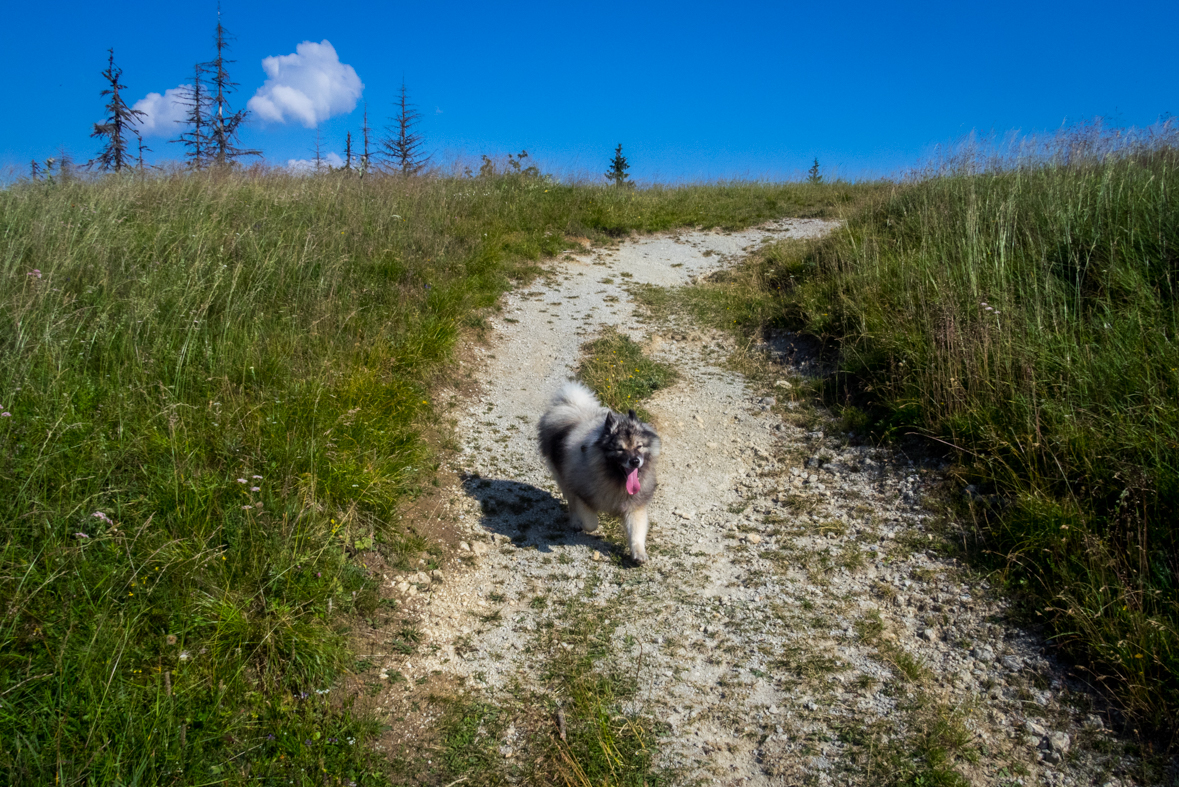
xmin=0 ymin=168 xmax=850 ymax=783
xmin=756 ymin=122 xmax=1179 ymax=731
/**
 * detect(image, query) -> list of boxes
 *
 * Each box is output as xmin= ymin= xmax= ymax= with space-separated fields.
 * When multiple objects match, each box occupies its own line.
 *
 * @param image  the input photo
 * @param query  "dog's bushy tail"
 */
xmin=538 ymin=381 xmax=602 ymax=468
xmin=548 ymin=381 xmax=600 ymax=418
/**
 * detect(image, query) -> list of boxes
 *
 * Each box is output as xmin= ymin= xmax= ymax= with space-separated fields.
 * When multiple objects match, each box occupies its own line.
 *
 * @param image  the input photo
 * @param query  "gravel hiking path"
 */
xmin=371 ymin=221 xmax=1142 ymax=786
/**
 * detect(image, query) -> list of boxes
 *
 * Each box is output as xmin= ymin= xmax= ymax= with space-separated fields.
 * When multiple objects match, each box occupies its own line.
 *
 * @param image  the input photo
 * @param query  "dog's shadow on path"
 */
xmin=460 ymin=473 xmax=615 ymax=558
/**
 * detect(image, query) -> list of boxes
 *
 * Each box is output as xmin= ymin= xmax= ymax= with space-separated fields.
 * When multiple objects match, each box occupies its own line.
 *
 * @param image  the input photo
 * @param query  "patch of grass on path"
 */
xmin=577 ymin=328 xmax=679 ymax=421
xmin=394 ymin=584 xmax=663 ymax=786
xmin=536 ymin=596 xmax=663 ymax=787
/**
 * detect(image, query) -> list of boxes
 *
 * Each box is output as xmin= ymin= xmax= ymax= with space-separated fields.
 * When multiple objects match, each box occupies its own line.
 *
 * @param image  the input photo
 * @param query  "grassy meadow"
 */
xmin=679 ymin=123 xmax=1179 ymax=734
xmin=0 ymin=167 xmax=853 ymax=785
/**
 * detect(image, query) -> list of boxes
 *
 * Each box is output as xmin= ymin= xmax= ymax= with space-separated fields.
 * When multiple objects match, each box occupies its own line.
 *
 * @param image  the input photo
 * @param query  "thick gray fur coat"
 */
xmin=538 ymin=381 xmax=661 ymax=563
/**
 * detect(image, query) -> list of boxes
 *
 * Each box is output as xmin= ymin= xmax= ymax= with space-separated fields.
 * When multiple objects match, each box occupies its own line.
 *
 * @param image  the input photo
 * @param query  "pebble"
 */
xmin=1048 ymin=731 xmax=1071 ymax=753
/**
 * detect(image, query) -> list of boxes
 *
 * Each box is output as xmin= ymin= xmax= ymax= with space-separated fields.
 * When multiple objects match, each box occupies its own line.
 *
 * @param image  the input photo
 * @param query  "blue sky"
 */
xmin=3 ymin=0 xmax=1175 ymax=182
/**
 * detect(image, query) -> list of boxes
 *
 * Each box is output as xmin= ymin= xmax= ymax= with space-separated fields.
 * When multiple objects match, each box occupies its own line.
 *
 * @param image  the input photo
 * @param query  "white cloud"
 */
xmin=133 ymin=86 xmax=190 ymax=137
xmin=286 ymin=152 xmax=345 ymax=172
xmin=248 ymin=41 xmax=363 ymax=128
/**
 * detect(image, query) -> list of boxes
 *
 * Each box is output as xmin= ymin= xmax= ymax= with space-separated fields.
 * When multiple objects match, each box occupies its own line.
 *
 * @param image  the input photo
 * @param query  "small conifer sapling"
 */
xmin=605 ymin=144 xmax=631 ymax=186
xmin=807 ymin=158 xmax=823 ymax=185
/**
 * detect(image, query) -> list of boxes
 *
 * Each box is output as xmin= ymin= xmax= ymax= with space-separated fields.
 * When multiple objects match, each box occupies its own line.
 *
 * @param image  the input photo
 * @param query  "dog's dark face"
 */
xmin=596 ymin=409 xmax=660 ymax=479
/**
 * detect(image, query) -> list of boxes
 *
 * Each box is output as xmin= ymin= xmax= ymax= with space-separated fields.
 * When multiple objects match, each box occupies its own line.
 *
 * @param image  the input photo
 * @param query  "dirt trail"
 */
xmin=371 ymin=222 xmax=1141 ymax=786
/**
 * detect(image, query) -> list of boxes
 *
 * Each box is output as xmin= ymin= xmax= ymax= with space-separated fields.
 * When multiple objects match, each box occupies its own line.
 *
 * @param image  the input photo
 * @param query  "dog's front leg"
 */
xmin=569 ymin=496 xmax=600 ymax=533
xmin=623 ymin=507 xmax=649 ymax=563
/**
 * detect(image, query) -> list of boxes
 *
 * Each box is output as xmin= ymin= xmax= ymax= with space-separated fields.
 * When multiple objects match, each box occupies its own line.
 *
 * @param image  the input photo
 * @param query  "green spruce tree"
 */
xmin=807 ymin=158 xmax=823 ymax=185
xmin=605 ymin=143 xmax=631 ymax=186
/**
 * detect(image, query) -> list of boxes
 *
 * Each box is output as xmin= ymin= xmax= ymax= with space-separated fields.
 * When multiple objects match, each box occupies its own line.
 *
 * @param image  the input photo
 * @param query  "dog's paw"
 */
xmin=630 ymin=547 xmax=648 ymax=564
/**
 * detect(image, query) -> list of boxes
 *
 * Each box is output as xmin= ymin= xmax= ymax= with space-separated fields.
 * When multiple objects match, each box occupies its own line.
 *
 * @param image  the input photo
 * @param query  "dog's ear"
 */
xmin=603 ymin=411 xmax=620 ymax=433
xmin=627 ymin=409 xmax=637 ymax=420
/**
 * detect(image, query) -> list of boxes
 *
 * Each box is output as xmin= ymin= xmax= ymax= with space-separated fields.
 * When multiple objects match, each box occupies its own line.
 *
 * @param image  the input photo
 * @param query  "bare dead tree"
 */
xmin=90 ymin=48 xmax=146 ymax=172
xmin=344 ymin=132 xmax=354 ymax=171
xmin=135 ymin=129 xmax=151 ymax=172
xmin=382 ymin=81 xmax=430 ymax=176
xmin=60 ymin=148 xmax=75 ymax=181
xmin=361 ymin=103 xmax=372 ymax=177
xmin=30 ymin=160 xmax=41 ymax=181
xmin=172 ymin=63 xmax=211 ymax=168
xmin=313 ymin=129 xmax=324 ymax=173
xmin=206 ymin=11 xmax=260 ymax=166
xmin=48 ymin=148 xmax=75 ymax=183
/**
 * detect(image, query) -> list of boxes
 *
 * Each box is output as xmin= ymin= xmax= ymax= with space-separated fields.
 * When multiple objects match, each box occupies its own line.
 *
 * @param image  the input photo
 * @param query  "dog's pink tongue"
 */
xmin=626 ymin=468 xmax=641 ymax=495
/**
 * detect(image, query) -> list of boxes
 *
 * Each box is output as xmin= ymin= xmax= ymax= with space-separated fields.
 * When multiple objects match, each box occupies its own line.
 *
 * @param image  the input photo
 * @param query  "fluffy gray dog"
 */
xmin=538 ymin=381 xmax=661 ymax=563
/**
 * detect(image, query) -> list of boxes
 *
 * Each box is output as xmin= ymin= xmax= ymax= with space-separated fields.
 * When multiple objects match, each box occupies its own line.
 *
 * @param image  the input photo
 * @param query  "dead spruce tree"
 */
xmin=55 ymin=149 xmax=75 ymax=182
xmin=605 ymin=143 xmax=631 ymax=186
xmin=360 ymin=103 xmax=373 ymax=177
xmin=90 ymin=49 xmax=146 ymax=172
xmin=172 ymin=63 xmax=211 ymax=168
xmin=205 ymin=13 xmax=260 ymax=166
xmin=382 ymin=81 xmax=430 ymax=176
xmin=312 ymin=129 xmax=325 ymax=173
xmin=135 ymin=130 xmax=151 ymax=172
